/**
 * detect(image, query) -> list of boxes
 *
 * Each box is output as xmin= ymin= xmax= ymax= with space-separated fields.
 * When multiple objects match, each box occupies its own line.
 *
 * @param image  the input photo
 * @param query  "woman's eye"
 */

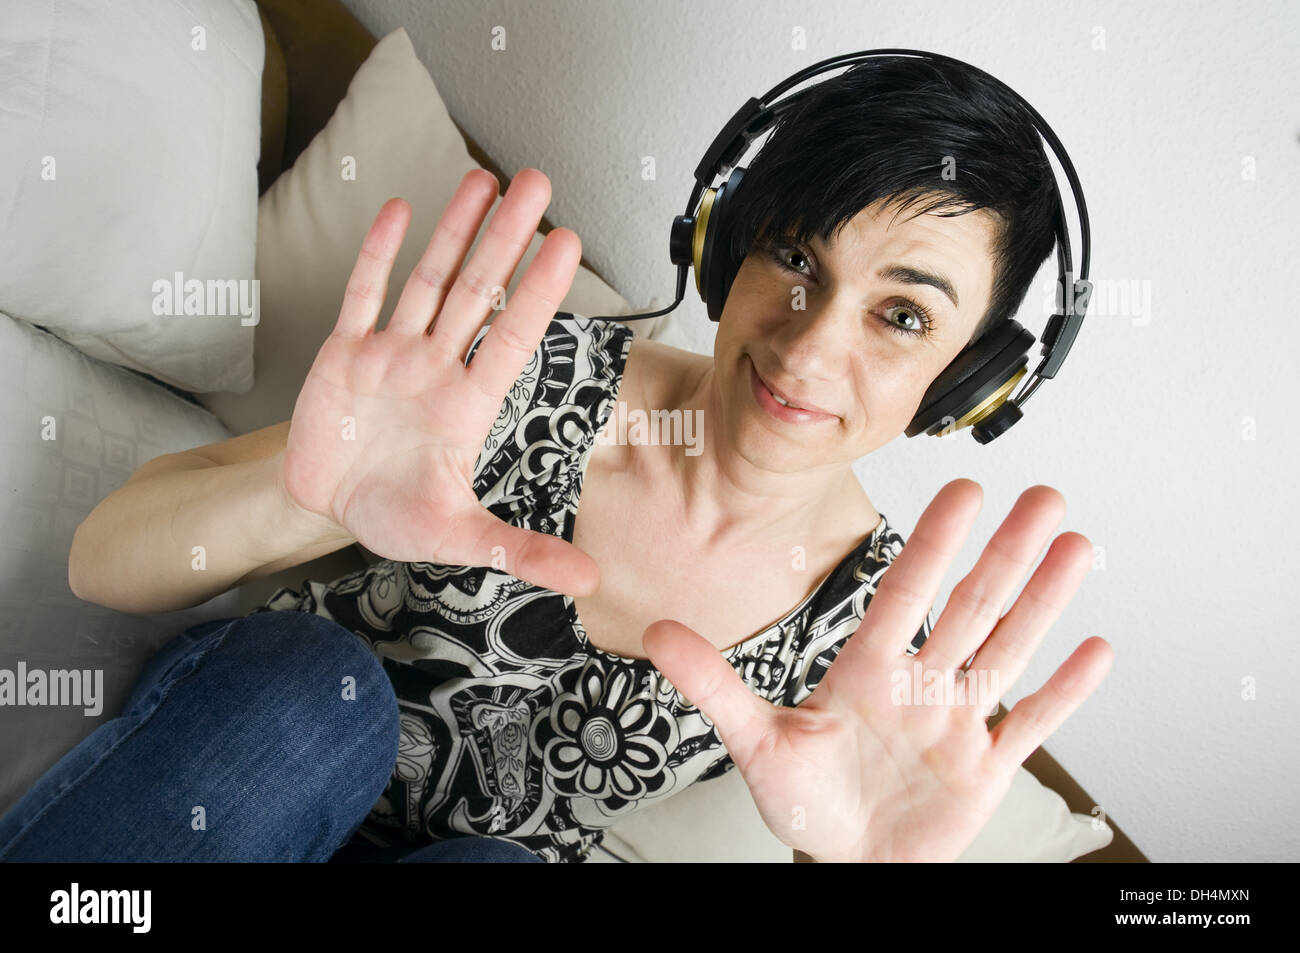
xmin=769 ymin=242 xmax=812 ymax=276
xmin=889 ymin=305 xmax=922 ymax=330
xmin=883 ymin=300 xmax=934 ymax=337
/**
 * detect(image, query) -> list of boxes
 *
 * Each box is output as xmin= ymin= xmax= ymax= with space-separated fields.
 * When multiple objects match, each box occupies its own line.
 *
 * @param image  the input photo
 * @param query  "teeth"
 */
xmin=772 ymin=393 xmax=794 ymax=407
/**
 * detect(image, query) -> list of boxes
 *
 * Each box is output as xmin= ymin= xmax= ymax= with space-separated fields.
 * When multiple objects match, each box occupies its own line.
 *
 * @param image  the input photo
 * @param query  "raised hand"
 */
xmin=643 ymin=479 xmax=1113 ymax=862
xmin=281 ymin=169 xmax=601 ymax=597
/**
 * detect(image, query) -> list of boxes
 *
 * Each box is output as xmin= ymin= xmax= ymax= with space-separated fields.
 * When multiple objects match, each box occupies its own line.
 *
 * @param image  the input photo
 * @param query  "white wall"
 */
xmin=339 ymin=0 xmax=1300 ymax=862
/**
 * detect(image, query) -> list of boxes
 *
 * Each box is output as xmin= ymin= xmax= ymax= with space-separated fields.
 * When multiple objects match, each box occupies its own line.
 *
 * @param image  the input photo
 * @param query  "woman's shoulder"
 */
xmin=466 ymin=313 xmax=637 ymax=497
xmin=617 ymin=329 xmax=709 ymax=416
xmin=805 ymin=512 xmax=935 ymax=649
xmin=466 ymin=312 xmax=636 ymax=408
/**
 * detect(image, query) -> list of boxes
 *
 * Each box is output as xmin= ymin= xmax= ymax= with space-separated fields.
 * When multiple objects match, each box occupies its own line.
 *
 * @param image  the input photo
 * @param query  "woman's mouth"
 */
xmin=748 ymin=358 xmax=837 ymax=424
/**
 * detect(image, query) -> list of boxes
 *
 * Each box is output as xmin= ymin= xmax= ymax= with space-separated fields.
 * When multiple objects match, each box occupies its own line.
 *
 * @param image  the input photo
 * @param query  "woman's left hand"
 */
xmin=642 ymin=479 xmax=1113 ymax=863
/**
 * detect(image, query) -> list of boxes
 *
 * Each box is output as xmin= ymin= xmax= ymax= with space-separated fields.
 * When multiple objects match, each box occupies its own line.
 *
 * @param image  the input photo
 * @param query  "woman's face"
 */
xmin=711 ymin=198 xmax=1000 ymax=472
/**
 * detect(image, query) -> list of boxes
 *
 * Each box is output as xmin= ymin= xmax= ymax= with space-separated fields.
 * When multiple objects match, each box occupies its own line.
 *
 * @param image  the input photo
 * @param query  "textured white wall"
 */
xmin=339 ymin=0 xmax=1300 ymax=862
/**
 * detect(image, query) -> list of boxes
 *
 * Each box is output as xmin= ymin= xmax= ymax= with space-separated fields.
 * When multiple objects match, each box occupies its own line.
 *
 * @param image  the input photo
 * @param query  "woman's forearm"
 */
xmin=68 ymin=449 xmax=356 ymax=614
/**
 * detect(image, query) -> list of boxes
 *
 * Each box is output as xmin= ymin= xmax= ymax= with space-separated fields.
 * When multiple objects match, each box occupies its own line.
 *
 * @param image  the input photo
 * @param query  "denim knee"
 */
xmin=221 ymin=611 xmax=400 ymax=794
xmin=180 ymin=611 xmax=401 ymax=859
xmin=0 ymin=610 xmax=401 ymax=862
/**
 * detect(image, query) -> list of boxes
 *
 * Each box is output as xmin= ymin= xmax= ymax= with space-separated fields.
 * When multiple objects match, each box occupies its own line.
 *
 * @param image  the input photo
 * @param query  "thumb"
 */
xmin=440 ymin=508 xmax=601 ymax=598
xmin=642 ymin=619 xmax=772 ymax=768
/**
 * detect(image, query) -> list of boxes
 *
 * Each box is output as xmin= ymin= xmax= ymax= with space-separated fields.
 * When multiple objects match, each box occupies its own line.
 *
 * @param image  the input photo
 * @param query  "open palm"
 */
xmin=281 ymin=169 xmax=600 ymax=597
xmin=644 ymin=479 xmax=1113 ymax=862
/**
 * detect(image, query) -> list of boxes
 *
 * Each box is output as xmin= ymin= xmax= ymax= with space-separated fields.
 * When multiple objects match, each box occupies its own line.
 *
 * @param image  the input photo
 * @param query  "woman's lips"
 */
xmin=748 ymin=358 xmax=837 ymax=423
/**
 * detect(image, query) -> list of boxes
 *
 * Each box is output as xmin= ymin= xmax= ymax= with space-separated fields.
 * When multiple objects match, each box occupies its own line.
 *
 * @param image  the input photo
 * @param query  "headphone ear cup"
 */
xmin=700 ymin=166 xmax=746 ymax=322
xmin=906 ymin=320 xmax=1036 ymax=438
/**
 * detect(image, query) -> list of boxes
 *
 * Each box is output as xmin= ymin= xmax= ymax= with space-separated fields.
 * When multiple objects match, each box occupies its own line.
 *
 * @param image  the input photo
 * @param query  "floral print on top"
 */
xmin=251 ymin=313 xmax=934 ymax=863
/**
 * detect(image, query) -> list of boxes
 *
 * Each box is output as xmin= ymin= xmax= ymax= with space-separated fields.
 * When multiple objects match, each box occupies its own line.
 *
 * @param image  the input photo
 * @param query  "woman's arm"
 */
xmin=68 ymin=421 xmax=356 ymax=614
xmin=71 ymin=171 xmax=605 ymax=615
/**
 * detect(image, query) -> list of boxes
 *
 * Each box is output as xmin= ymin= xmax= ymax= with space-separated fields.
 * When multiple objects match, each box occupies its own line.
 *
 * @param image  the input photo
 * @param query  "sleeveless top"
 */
xmin=250 ymin=313 xmax=934 ymax=863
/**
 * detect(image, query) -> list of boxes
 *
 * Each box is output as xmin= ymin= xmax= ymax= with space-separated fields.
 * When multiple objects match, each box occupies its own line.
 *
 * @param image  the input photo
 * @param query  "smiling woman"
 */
xmin=712 ymin=197 xmax=1005 ymax=458
xmin=16 ymin=51 xmax=1109 ymax=865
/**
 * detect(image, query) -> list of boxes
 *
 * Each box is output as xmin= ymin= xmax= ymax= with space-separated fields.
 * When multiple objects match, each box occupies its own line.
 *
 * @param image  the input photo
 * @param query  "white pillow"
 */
xmin=0 ymin=0 xmax=263 ymax=393
xmin=197 ymin=26 xmax=646 ymax=436
xmin=956 ymin=760 xmax=1114 ymax=862
xmin=0 ymin=311 xmax=242 ymax=819
xmin=588 ymin=758 xmax=1113 ymax=863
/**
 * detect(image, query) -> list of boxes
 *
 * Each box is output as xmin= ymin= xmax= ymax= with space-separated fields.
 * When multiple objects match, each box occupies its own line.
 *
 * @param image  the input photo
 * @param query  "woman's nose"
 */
xmin=770 ymin=304 xmax=851 ymax=381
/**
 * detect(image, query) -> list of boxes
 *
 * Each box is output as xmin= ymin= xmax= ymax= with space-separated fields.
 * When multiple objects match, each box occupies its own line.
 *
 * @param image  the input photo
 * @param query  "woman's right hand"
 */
xmin=281 ymin=168 xmax=600 ymax=597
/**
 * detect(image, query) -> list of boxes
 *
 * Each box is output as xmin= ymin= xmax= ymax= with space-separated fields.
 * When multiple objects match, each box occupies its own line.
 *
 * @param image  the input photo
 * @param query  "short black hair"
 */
xmin=724 ymin=55 xmax=1062 ymax=348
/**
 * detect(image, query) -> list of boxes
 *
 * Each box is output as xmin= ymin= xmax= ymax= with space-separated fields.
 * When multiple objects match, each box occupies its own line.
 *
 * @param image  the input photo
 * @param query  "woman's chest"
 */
xmin=567 ymin=460 xmax=840 ymax=663
xmin=568 ymin=547 xmax=798 ymax=662
xmin=569 ymin=569 xmax=801 ymax=664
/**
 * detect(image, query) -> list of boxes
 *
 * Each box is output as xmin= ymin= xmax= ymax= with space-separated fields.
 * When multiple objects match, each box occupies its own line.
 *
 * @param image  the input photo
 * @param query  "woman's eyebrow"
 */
xmin=804 ymin=236 xmax=961 ymax=310
xmin=874 ymin=263 xmax=961 ymax=309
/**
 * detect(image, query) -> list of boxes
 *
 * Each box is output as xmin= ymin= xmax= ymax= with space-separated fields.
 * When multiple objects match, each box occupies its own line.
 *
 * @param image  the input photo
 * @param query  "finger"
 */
xmin=386 ymin=170 xmax=501 ymax=337
xmin=334 ymin=198 xmax=413 ymax=339
xmin=427 ymin=168 xmax=554 ymax=365
xmin=641 ymin=620 xmax=773 ymax=769
xmin=438 ymin=507 xmax=601 ymax=598
xmin=918 ymin=485 xmax=1067 ymax=674
xmin=467 ymin=228 xmax=582 ymax=401
xmin=963 ymin=531 xmax=1095 ymax=701
xmin=821 ymin=480 xmax=982 ymax=706
xmin=988 ymin=636 xmax=1113 ymax=769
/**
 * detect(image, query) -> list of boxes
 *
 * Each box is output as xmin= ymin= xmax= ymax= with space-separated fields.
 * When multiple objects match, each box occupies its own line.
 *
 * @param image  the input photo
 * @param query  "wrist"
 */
xmin=264 ymin=451 xmax=355 ymax=550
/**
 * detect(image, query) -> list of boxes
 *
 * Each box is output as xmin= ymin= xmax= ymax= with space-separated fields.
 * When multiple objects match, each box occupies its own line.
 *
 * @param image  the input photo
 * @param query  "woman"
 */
xmin=1 ymin=58 xmax=1111 ymax=864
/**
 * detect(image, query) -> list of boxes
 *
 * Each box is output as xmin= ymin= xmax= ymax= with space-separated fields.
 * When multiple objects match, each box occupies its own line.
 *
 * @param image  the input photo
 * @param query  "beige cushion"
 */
xmin=198 ymin=27 xmax=643 ymax=435
xmin=587 ymin=759 xmax=1114 ymax=863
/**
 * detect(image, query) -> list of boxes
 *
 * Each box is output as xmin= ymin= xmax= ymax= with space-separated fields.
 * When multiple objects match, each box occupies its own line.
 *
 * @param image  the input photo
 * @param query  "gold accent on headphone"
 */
xmin=692 ymin=188 xmax=718 ymax=296
xmin=944 ymin=366 xmax=1027 ymax=435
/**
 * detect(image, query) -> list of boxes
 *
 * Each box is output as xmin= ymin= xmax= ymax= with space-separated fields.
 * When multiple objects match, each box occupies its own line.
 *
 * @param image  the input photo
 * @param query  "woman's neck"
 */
xmin=629 ymin=348 xmax=876 ymax=552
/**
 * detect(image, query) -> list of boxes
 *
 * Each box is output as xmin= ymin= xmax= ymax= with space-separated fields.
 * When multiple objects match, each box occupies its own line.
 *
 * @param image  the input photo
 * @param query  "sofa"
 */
xmin=0 ymin=0 xmax=1144 ymax=863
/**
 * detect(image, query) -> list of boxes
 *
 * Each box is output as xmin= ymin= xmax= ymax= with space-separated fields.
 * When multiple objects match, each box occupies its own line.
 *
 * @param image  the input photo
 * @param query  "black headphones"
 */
xmin=587 ymin=49 xmax=1091 ymax=445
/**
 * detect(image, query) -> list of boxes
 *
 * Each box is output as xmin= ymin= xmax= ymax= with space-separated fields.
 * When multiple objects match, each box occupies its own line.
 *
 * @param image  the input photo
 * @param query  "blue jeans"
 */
xmin=0 ymin=611 xmax=541 ymax=863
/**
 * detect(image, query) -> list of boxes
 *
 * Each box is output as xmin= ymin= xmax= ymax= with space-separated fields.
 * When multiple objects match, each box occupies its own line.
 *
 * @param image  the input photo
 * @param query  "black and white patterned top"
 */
xmin=252 ymin=313 xmax=934 ymax=863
